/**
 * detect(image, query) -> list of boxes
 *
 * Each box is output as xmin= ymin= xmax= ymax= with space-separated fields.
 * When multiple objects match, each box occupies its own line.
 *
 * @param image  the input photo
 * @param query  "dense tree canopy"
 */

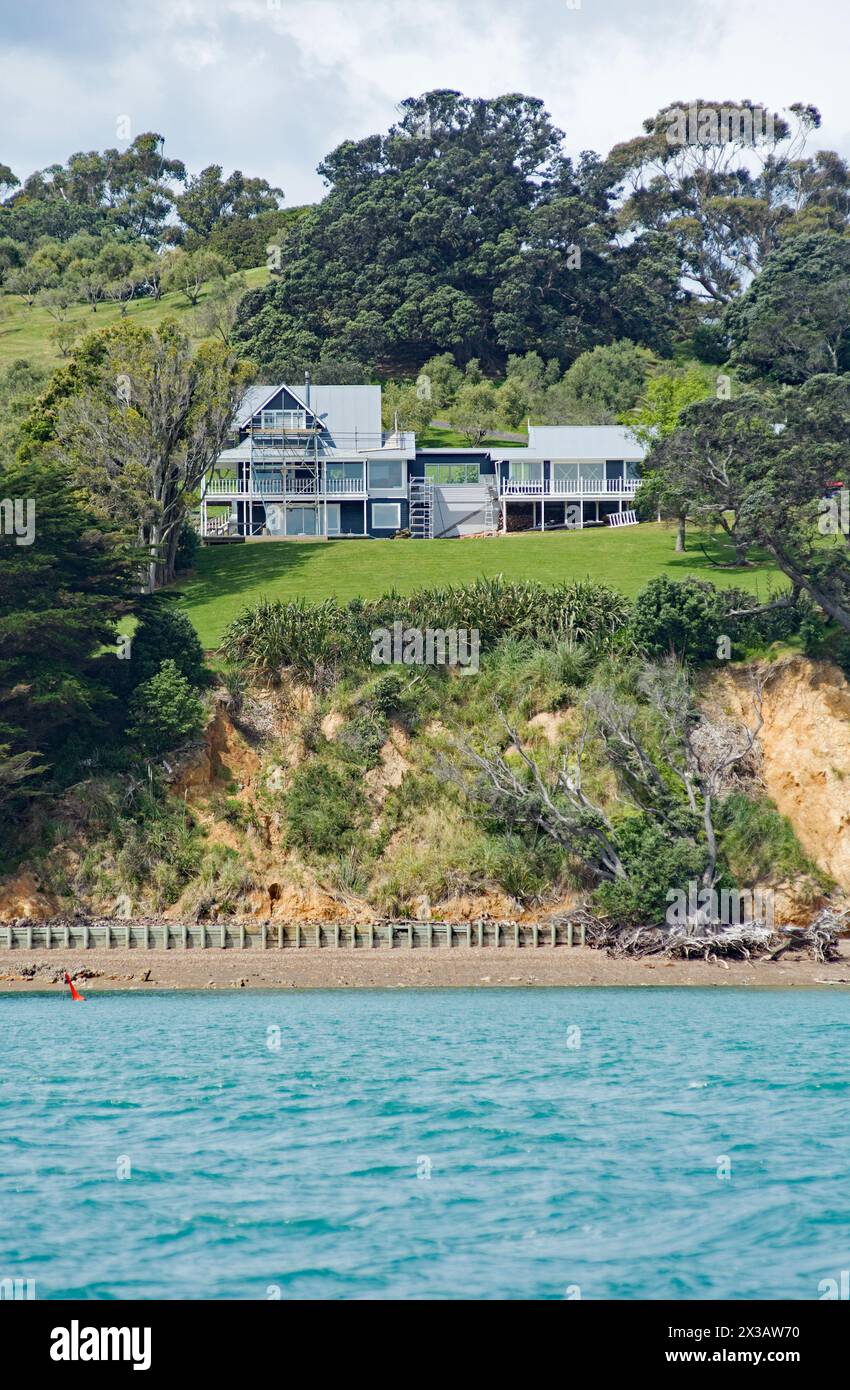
xmin=0 ymin=451 xmax=133 ymax=814
xmin=652 ymin=375 xmax=850 ymax=628
xmin=233 ymin=90 xmax=682 ymax=376
xmin=608 ymin=101 xmax=850 ymax=302
xmin=725 ymin=232 xmax=850 ymax=382
xmin=27 ymin=320 xmax=251 ymax=590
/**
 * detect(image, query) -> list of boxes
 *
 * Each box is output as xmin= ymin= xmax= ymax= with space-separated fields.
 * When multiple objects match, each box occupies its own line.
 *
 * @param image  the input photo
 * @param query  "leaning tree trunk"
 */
xmin=766 ymin=541 xmax=850 ymax=635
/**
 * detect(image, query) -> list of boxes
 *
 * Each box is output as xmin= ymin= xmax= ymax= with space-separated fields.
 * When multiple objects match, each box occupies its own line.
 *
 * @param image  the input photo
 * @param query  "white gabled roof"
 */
xmin=526 ymin=425 xmax=646 ymax=459
xmin=233 ymin=382 xmax=384 ymax=450
xmin=235 ymin=385 xmax=281 ymax=428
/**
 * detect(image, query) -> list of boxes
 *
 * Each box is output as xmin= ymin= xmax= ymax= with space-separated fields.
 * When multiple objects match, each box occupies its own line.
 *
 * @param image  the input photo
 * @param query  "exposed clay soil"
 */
xmin=706 ymin=656 xmax=850 ymax=890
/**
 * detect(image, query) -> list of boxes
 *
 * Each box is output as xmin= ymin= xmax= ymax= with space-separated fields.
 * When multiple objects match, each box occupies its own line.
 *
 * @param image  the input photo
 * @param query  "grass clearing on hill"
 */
xmin=0 ymin=266 xmax=269 ymax=370
xmin=175 ymin=523 xmax=786 ymax=649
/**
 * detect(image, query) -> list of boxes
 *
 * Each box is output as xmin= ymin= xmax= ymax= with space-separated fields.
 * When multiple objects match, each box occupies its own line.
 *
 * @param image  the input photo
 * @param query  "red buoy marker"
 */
xmin=64 ymin=972 xmax=85 ymax=1002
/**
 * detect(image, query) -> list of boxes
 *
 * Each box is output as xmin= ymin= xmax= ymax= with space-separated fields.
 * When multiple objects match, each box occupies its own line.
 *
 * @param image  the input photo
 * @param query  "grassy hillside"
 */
xmin=176 ymin=525 xmax=785 ymax=648
xmin=0 ymin=266 xmax=269 ymax=369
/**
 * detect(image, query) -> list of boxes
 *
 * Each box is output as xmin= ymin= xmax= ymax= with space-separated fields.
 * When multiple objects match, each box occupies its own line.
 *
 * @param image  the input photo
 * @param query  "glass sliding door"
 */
xmin=287 ymin=506 xmax=318 ymax=536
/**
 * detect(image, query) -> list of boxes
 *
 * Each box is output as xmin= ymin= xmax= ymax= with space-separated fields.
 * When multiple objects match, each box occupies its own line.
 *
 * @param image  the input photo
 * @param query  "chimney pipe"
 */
xmin=304 ymin=370 xmax=311 ymax=410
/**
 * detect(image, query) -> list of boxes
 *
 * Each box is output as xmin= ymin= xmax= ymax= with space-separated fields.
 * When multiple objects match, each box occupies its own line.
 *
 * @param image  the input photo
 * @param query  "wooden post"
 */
xmin=495 ymin=923 xmax=501 ymax=948
xmin=408 ymin=925 xmax=413 ymax=949
xmin=200 ymin=925 xmax=207 ymax=949
xmin=550 ymin=922 xmax=557 ymax=947
xmin=478 ymin=922 xmax=484 ymax=949
xmin=162 ymin=923 xmax=169 ymax=950
xmin=6 ymin=924 xmax=11 ymax=950
xmin=427 ymin=923 xmax=433 ymax=948
xmin=296 ymin=924 xmax=302 ymax=949
xmin=182 ymin=924 xmax=188 ymax=950
xmin=368 ymin=924 xmax=374 ymax=950
xmin=220 ymin=923 xmax=226 ymax=950
xmin=104 ymin=922 xmax=111 ymax=949
xmin=387 ymin=924 xmax=393 ymax=949
xmin=26 ymin=924 xmax=33 ymax=950
xmin=125 ymin=923 xmax=131 ymax=950
xmin=532 ymin=924 xmax=539 ymax=949
xmin=45 ymin=922 xmax=51 ymax=950
xmin=64 ymin=925 xmax=70 ymax=949
xmin=579 ymin=920 xmax=586 ymax=946
xmin=567 ymin=920 xmax=573 ymax=948
xmin=277 ymin=923 xmax=283 ymax=950
xmin=466 ymin=924 xmax=471 ymax=949
xmin=351 ymin=925 xmax=357 ymax=949
xmin=446 ymin=924 xmax=452 ymax=949
xmin=240 ymin=924 xmax=246 ymax=950
xmin=334 ymin=925 xmax=340 ymax=949
xmin=316 ymin=924 xmax=321 ymax=948
xmin=84 ymin=923 xmax=90 ymax=950
xmin=514 ymin=923 xmax=520 ymax=948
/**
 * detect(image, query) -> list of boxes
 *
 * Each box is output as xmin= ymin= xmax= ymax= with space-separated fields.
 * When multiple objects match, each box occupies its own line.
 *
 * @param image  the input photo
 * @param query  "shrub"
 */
xmin=221 ymin=597 xmax=354 ymax=681
xmin=126 ymin=660 xmax=206 ymax=754
xmin=716 ymin=793 xmax=820 ymax=883
xmin=222 ymin=579 xmax=632 ymax=687
xmin=833 ymin=634 xmax=850 ymax=677
xmin=593 ymin=814 xmax=707 ymax=925
xmin=130 ymin=597 xmax=208 ymax=689
xmin=486 ymin=833 xmax=566 ymax=905
xmin=628 ymin=577 xmax=724 ymax=662
xmin=282 ymin=761 xmax=366 ymax=856
xmin=718 ymin=585 xmax=804 ymax=648
xmin=363 ymin=669 xmax=417 ymax=719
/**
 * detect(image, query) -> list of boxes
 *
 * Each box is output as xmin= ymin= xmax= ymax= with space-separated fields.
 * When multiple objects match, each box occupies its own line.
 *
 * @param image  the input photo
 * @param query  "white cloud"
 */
xmin=0 ymin=0 xmax=847 ymax=204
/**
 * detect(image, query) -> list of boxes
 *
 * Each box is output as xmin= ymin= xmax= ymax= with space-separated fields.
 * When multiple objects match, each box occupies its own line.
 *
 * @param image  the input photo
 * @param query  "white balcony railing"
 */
xmin=326 ymin=476 xmax=367 ymax=495
xmin=204 ymin=473 xmax=366 ymax=498
xmin=501 ymin=476 xmax=640 ymax=497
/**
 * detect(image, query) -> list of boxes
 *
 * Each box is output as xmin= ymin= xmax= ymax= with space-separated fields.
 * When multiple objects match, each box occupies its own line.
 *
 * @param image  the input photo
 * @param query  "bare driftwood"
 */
xmin=581 ymin=910 xmax=841 ymax=963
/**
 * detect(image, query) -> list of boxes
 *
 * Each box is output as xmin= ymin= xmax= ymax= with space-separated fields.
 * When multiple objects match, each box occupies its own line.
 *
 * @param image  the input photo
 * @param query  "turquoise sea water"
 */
xmin=1 ymin=987 xmax=849 ymax=1300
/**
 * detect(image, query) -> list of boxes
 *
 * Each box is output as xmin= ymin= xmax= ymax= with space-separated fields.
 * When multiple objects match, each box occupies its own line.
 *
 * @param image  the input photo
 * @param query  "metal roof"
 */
xmin=525 ymin=425 xmax=646 ymax=459
xmin=234 ymin=382 xmax=384 ymax=450
xmin=235 ymin=385 xmax=279 ymax=428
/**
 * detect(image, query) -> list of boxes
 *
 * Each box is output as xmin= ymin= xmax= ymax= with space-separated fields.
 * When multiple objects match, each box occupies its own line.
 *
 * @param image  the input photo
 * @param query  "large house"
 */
xmin=200 ymin=380 xmax=646 ymax=541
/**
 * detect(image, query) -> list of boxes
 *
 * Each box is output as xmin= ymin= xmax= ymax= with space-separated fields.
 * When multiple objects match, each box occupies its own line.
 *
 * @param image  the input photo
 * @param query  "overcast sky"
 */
xmin=1 ymin=0 xmax=848 ymax=205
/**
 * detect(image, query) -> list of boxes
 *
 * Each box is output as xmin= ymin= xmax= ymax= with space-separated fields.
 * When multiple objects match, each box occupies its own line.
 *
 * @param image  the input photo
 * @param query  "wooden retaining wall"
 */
xmin=0 ymin=921 xmax=587 ymax=951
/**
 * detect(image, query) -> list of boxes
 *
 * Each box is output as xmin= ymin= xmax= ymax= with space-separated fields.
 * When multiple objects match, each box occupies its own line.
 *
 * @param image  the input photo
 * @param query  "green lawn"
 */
xmin=176 ymin=524 xmax=786 ymax=649
xmin=417 ymin=424 xmax=526 ymax=448
xmin=0 ymin=266 xmax=269 ymax=370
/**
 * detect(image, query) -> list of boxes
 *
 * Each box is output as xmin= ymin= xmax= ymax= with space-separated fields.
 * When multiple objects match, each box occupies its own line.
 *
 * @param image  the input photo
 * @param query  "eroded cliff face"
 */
xmin=704 ymin=657 xmax=850 ymax=891
xmin=3 ymin=657 xmax=849 ymax=923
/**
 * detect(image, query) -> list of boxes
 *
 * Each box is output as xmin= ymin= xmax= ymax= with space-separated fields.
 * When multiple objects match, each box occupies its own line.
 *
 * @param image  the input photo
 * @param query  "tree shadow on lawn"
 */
xmin=663 ymin=537 xmax=786 ymax=596
xmin=174 ymin=541 xmax=323 ymax=637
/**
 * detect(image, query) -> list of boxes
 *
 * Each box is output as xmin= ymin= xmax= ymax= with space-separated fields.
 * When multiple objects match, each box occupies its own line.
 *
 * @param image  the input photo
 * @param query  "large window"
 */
xmin=508 ymin=461 xmax=543 ymax=485
xmin=552 ymin=462 xmax=579 ymax=484
xmin=260 ymin=409 xmax=307 ymax=431
xmin=326 ymin=503 xmax=341 ymax=536
xmin=424 ymin=461 xmax=480 ymax=485
xmin=326 ymin=462 xmax=365 ymax=491
xmin=577 ymin=461 xmax=605 ymax=481
xmin=368 ymin=459 xmax=404 ymax=490
xmin=372 ymin=502 xmax=402 ymax=530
